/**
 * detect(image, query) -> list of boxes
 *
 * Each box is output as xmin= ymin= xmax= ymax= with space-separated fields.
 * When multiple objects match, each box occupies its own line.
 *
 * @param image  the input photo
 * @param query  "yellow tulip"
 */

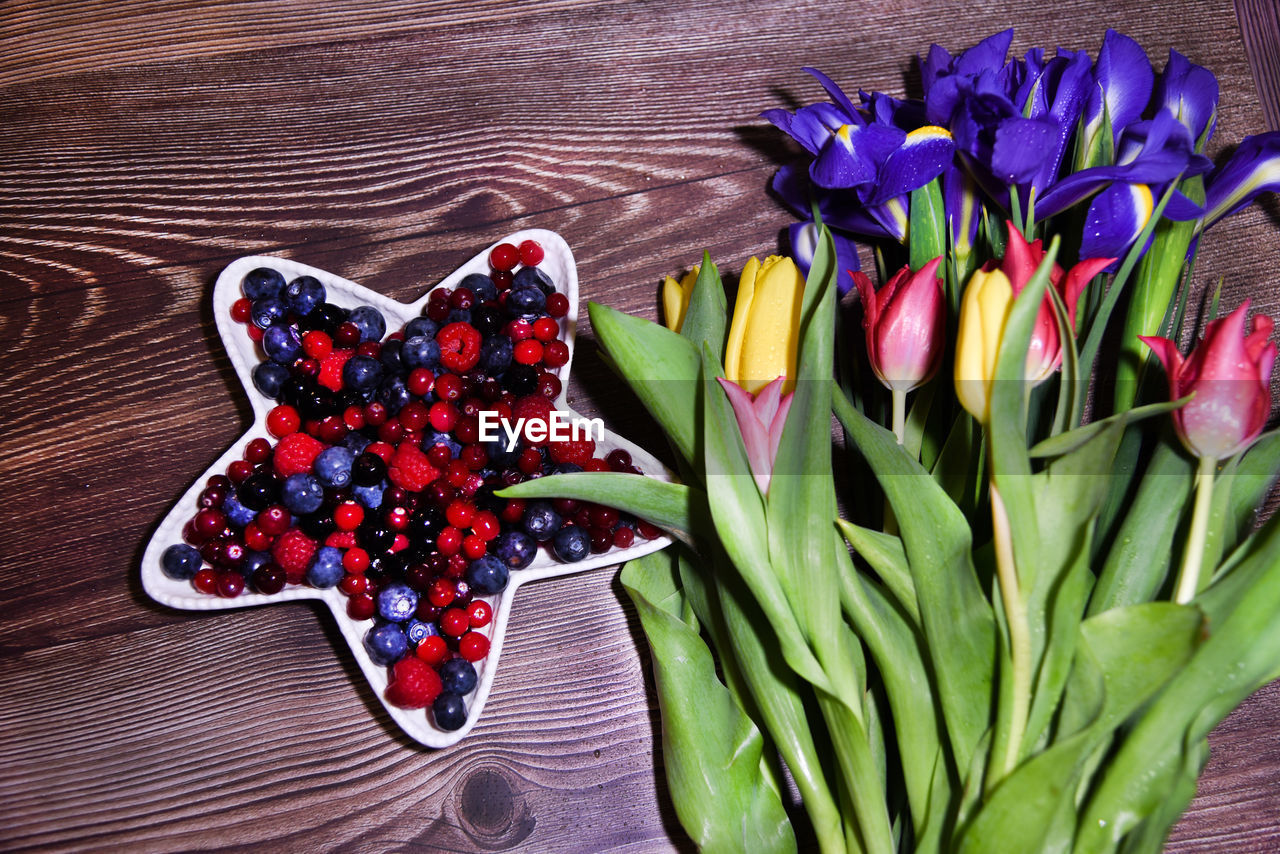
xmin=661 ymin=266 xmax=699 ymax=333
xmin=724 ymin=256 xmax=805 ymax=394
xmin=954 ymin=266 xmax=1013 ymax=423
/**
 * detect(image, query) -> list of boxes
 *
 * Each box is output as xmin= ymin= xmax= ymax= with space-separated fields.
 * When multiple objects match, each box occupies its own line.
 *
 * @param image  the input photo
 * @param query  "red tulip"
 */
xmin=851 ymin=257 xmax=945 ymax=392
xmin=1141 ymin=300 xmax=1276 ymax=460
xmin=996 ymin=224 xmax=1114 ymax=383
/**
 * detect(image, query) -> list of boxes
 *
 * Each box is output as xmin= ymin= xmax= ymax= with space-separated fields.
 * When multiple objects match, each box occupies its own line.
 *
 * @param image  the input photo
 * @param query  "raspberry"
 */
xmin=317 ymin=348 xmax=355 ymax=392
xmin=272 ymin=432 xmax=328 ymax=478
xmin=549 ymin=435 xmax=596 ymax=467
xmin=384 ymin=656 xmax=443 ymax=709
xmin=511 ymin=395 xmax=553 ymax=446
xmin=272 ymin=528 xmax=318 ymax=578
xmin=325 ymin=531 xmax=358 ymax=549
xmin=387 ymin=440 xmax=442 ymax=492
xmin=437 ymin=322 xmax=481 ymax=373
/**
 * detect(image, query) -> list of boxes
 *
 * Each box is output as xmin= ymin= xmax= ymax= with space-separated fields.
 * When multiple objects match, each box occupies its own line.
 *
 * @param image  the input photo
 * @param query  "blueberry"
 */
xmin=479 ymin=336 xmax=513 ymax=375
xmin=523 ymin=500 xmax=562 ymax=542
xmin=161 ymin=543 xmax=203 ymax=580
xmin=446 ymin=308 xmax=472 ymax=324
xmin=439 ymin=658 xmax=478 ymax=695
xmin=377 ymin=582 xmax=419 ymax=622
xmin=347 ymin=305 xmax=386 ymax=342
xmin=514 ymin=265 xmax=554 ymax=294
xmin=342 ymin=354 xmax=384 ymax=394
xmin=306 ymin=546 xmax=345 ymax=588
xmin=241 ymin=549 xmax=273 ymax=578
xmin=285 ymin=275 xmax=325 ymax=316
xmin=433 ymin=692 xmax=467 ymax=731
xmin=282 ymin=472 xmax=325 ymax=515
xmin=252 ymin=361 xmax=290 ymax=398
xmin=236 ymin=471 xmax=278 ymax=512
xmin=552 ymin=525 xmax=592 ymax=562
xmin=406 ymin=508 xmax=446 ymax=545
xmin=553 ymin=462 xmax=583 ymax=475
xmin=404 ymin=316 xmax=439 ymax=340
xmin=466 ymin=555 xmax=510 ymax=595
xmin=342 ymin=431 xmax=372 ymax=455
xmin=406 ymin=619 xmax=438 ymax=646
xmin=220 ymin=491 xmax=257 ymax=527
xmin=461 ymin=272 xmax=498 ymax=303
xmin=402 ymin=335 xmax=441 ymax=370
xmin=243 ymin=267 xmax=285 ymax=301
xmin=351 ymin=452 xmax=388 ymax=487
xmin=251 ymin=296 xmax=287 ymax=329
xmin=377 ymin=375 xmax=410 ymax=415
xmin=483 ymin=436 xmax=519 ymax=469
xmin=364 ymin=622 xmax=408 ymax=666
xmin=506 ymin=286 xmax=545 ymax=317
xmin=359 ymin=523 xmax=395 ymax=555
xmin=353 ymin=480 xmax=386 ymax=510
xmin=471 ymin=304 xmax=503 ymax=338
xmin=313 ymin=446 xmax=355 ymax=488
xmin=262 ymin=323 xmax=302 ymax=364
xmin=493 ymin=529 xmax=536 ymax=569
xmin=378 ymin=337 xmax=404 ymax=374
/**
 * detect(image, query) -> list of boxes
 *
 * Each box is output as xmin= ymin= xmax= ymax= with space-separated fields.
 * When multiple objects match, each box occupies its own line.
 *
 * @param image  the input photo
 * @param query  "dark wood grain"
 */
xmin=1235 ymin=0 xmax=1280 ymax=130
xmin=2 ymin=1 xmax=1280 ymax=851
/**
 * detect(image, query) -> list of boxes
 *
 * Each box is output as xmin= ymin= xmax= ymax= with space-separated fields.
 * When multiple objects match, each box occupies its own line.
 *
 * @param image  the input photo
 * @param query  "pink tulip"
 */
xmin=851 ymin=257 xmax=945 ymax=392
xmin=1140 ymin=300 xmax=1276 ymax=460
xmin=996 ymin=224 xmax=1114 ymax=383
xmin=717 ymin=376 xmax=794 ymax=494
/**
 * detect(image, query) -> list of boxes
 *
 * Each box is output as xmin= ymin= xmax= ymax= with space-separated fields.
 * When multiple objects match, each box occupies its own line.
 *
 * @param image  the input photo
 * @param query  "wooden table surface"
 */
xmin=4 ymin=1 xmax=1280 ymax=851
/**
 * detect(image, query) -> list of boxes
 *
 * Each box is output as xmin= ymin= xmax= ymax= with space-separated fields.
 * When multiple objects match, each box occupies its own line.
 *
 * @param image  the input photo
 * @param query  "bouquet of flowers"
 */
xmin=500 ymin=30 xmax=1280 ymax=854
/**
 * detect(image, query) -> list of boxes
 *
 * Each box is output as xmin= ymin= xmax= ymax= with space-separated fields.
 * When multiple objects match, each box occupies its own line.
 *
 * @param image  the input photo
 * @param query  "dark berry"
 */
xmin=523 ymin=500 xmax=561 ymax=542
xmin=513 ymin=265 xmax=554 ymax=294
xmin=503 ymin=364 xmax=539 ymax=396
xmin=552 ymin=525 xmax=591 ymax=562
xmin=439 ymin=657 xmax=478 ymax=695
xmin=377 ymin=582 xmax=419 ymax=622
xmin=465 ymin=555 xmax=509 ymax=595
xmin=252 ymin=362 xmax=290 ymax=398
xmin=493 ymin=529 xmax=536 ymax=569
xmin=364 ymin=621 xmax=408 ymax=666
xmin=351 ymin=452 xmax=388 ymax=487
xmin=433 ymin=692 xmax=467 ymax=730
xmin=285 ymin=275 xmax=325 ymax=316
xmin=282 ymin=472 xmax=325 ymax=514
xmin=461 ymin=272 xmax=498 ymax=303
xmin=243 ymin=267 xmax=286 ymax=301
xmin=251 ymin=562 xmax=286 ymax=594
xmin=262 ymin=324 xmax=302 ymax=364
xmin=251 ymin=297 xmax=287 ymax=329
xmin=506 ymin=286 xmax=545 ymax=317
xmin=342 ymin=354 xmax=384 ymax=394
xmin=347 ymin=305 xmax=386 ymax=342
xmin=161 ymin=543 xmax=203 ymax=580
xmin=236 ymin=471 xmax=279 ymax=512
xmin=306 ymin=547 xmax=345 ymax=588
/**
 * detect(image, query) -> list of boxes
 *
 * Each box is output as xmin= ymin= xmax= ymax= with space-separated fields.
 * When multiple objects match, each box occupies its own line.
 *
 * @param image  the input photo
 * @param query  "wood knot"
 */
xmin=453 ymin=764 xmax=536 ymax=850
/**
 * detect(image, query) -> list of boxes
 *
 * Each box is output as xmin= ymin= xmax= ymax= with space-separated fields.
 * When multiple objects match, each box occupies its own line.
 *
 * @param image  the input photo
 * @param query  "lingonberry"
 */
xmin=488 ymin=242 xmax=519 ymax=271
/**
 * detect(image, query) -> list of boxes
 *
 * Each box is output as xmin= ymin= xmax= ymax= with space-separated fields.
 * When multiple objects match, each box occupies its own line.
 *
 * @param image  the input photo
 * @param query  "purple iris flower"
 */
xmin=1080 ymin=29 xmax=1155 ymax=160
xmin=787 ymin=221 xmax=863 ymax=296
xmin=1155 ymin=49 xmax=1219 ymax=147
xmin=1201 ymin=132 xmax=1280 ymax=230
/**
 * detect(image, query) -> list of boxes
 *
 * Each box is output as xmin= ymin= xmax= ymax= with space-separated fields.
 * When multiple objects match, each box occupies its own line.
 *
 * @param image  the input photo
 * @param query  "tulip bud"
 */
xmin=954 ymin=266 xmax=1014 ymax=423
xmin=724 ymin=256 xmax=806 ymax=394
xmin=717 ymin=376 xmax=794 ymax=495
xmin=1141 ymin=300 xmax=1276 ymax=460
xmin=661 ymin=266 xmax=699 ymax=333
xmin=852 ymin=257 xmax=945 ymax=392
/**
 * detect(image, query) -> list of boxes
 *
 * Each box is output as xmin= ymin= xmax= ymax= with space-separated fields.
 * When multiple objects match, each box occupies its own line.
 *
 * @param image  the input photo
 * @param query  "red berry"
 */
xmin=549 ymin=434 xmax=595 ymax=467
xmin=517 ymin=447 xmax=543 ymax=475
xmin=215 ymin=570 xmax=244 ymax=598
xmin=501 ymin=499 xmax=526 ymax=523
xmin=613 ymin=526 xmax=635 ymax=548
xmin=316 ymin=415 xmax=348 ymax=444
xmin=192 ymin=508 xmax=227 ymax=541
xmin=458 ymin=631 xmax=490 ymax=662
xmin=454 ymin=416 xmax=479 ymax=445
xmin=437 ymin=322 xmax=482 ymax=373
xmin=636 ymin=520 xmax=662 ymax=540
xmin=407 ymin=367 xmax=434 ymax=396
xmin=365 ymin=440 xmax=395 ymax=463
xmin=384 ymin=505 xmax=410 ymax=531
xmin=437 ymin=526 xmax=463 ymax=555
xmin=387 ymin=441 xmax=443 ymax=492
xmin=429 ymin=577 xmax=456 ymax=608
xmin=489 ymin=242 xmax=519 ymax=271
xmin=416 ymin=635 xmax=449 ymax=665
xmin=545 ymin=292 xmax=570 ymax=318
xmin=231 ymin=297 xmax=252 ymax=323
xmin=385 ymin=656 xmax=444 ymax=709
xmin=399 ymin=400 xmax=430 ymax=432
xmin=428 ymin=401 xmax=459 ymax=433
xmin=449 ymin=287 xmax=475 ymax=310
xmin=542 ymin=340 xmax=570 ymax=369
xmin=272 ymin=528 xmax=318 ymax=577
xmin=347 ymin=593 xmax=376 ymax=620
xmin=333 ymin=501 xmax=365 ymax=531
xmin=467 ymin=600 xmax=493 ymax=628
xmin=505 ymin=318 xmax=534 ymax=341
xmin=343 ymin=547 xmax=370 ymax=573
xmin=440 ymin=607 xmax=470 ymax=636
xmin=518 ymin=239 xmax=544 ymax=266
xmin=266 ymin=405 xmax=301 ymax=438
xmin=446 ymin=500 xmax=476 ymax=528
xmin=363 ymin=402 xmax=388 ymax=427
xmin=334 ymin=321 xmax=361 ymax=348
xmin=317 ymin=348 xmax=354 ymax=392
xmin=340 ymin=573 xmax=371 ymax=596
xmin=272 ymin=431 xmax=327 ymax=477
xmin=462 ymin=534 xmax=487 ymax=560
xmin=460 ymin=444 xmax=488 ymax=471
xmin=434 ymin=372 xmax=464 ymax=402
xmin=243 ymin=522 xmax=273 ymax=551
xmin=227 ymin=459 xmax=254 ymax=483
xmin=244 ymin=437 xmax=272 ymax=464
xmin=513 ymin=338 xmax=543 ymax=366
xmin=246 ymin=324 xmax=264 ymax=342
xmin=193 ymin=568 xmax=219 ymax=594
xmin=532 ymin=317 xmax=559 ymax=342
xmin=491 ymin=269 xmax=513 ymax=291
xmin=302 ymin=330 xmax=332 ymax=359
xmin=471 ymin=510 xmax=500 ymax=541
xmin=377 ymin=419 xmax=404 ymax=444
xmin=252 ymin=563 xmax=286 ymax=594
xmin=584 ymin=457 xmax=610 ymax=472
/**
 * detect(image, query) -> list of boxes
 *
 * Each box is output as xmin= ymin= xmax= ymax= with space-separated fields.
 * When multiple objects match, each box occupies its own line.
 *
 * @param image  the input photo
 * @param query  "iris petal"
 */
xmin=867 ymin=126 xmax=954 ymax=205
xmin=1203 ymin=132 xmax=1280 ymax=228
xmin=1080 ymin=183 xmax=1154 ymax=261
xmin=1092 ymin=30 xmax=1154 ymax=144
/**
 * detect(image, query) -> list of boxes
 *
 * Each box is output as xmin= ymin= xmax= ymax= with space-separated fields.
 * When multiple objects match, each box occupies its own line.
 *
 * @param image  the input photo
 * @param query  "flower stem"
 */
xmin=1174 ymin=455 xmax=1217 ymax=603
xmin=990 ymin=484 xmax=1031 ymax=781
xmin=891 ymin=388 xmax=907 ymax=446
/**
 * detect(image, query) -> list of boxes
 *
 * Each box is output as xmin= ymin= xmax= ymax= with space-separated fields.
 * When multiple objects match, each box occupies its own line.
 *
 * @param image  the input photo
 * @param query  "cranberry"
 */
xmin=428 ymin=401 xmax=459 ymax=432
xmin=343 ymin=547 xmax=370 ymax=573
xmin=399 ymin=400 xmax=430 ymax=432
xmin=416 ymin=635 xmax=449 ymax=665
xmin=193 ymin=508 xmax=227 ymax=541
xmin=613 ymin=526 xmax=635 ymax=548
xmin=437 ymin=526 xmax=463 ymax=555
xmin=489 ymin=242 xmax=519 ymax=271
xmin=513 ymin=339 xmax=543 ymax=366
xmin=266 ymin=405 xmax=301 ymax=437
xmin=216 ymin=571 xmax=244 ymax=598
xmin=458 ymin=631 xmax=490 ymax=662
xmin=363 ymin=401 xmax=389 ymax=427
xmin=231 ymin=297 xmax=252 ymax=323
xmin=545 ymin=292 xmax=570 ymax=318
xmin=252 ymin=563 xmax=286 ymax=594
xmin=491 ymin=269 xmax=513 ymax=291
xmin=407 ymin=367 xmax=434 ymax=396
xmin=467 ymin=600 xmax=493 ymax=628
xmin=542 ymin=340 xmax=570 ymax=369
xmin=440 ymin=607 xmax=470 ymax=637
xmin=449 ymin=287 xmax=475 ymax=310
xmin=334 ymin=502 xmax=364 ymax=531
xmin=193 ymin=567 xmax=219 ymax=594
xmin=435 ymin=373 xmax=464 ymax=402
xmin=244 ymin=437 xmax=272 ymax=464
xmin=302 ymin=330 xmax=332 ymax=359
xmin=429 ymin=577 xmax=456 ymax=607
xmin=347 ymin=593 xmax=376 ymax=620
xmin=518 ymin=239 xmax=544 ymax=266
xmin=227 ymin=459 xmax=254 ymax=483
xmin=334 ymin=321 xmax=361 ymax=347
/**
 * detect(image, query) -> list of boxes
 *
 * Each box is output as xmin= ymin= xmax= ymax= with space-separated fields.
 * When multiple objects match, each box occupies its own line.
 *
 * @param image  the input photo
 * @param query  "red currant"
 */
xmin=416 ymin=635 xmax=449 ymax=665
xmin=407 ymin=367 xmax=434 ymax=396
xmin=333 ymin=501 xmax=365 ymax=531
xmin=545 ymin=292 xmax=570 ymax=318
xmin=613 ymin=526 xmax=635 ymax=548
xmin=343 ymin=547 xmax=370 ymax=573
xmin=347 ymin=593 xmax=376 ymax=620
xmin=458 ymin=631 xmax=490 ymax=662
xmin=489 ymin=242 xmax=519 ymax=271
xmin=217 ymin=570 xmax=244 ymax=598
xmin=435 ymin=372 xmax=464 ymax=402
xmin=230 ymin=297 xmax=252 ymax=323
xmin=518 ymin=239 xmax=544 ymax=266
xmin=301 ymin=330 xmax=332 ymax=359
xmin=428 ymin=577 xmax=456 ymax=608
xmin=542 ymin=340 xmax=570 ymax=369
xmin=266 ymin=405 xmax=301 ymax=437
xmin=467 ymin=600 xmax=493 ymax=628
xmin=513 ymin=339 xmax=544 ymax=365
xmin=440 ymin=607 xmax=470 ymax=637
xmin=491 ymin=269 xmax=513 ymax=291
xmin=532 ymin=317 xmax=559 ymax=342
xmin=244 ymin=437 xmax=272 ymax=464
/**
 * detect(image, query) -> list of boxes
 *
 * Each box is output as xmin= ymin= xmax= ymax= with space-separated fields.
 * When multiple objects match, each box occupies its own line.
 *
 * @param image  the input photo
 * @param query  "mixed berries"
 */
xmin=160 ymin=240 xmax=660 ymax=731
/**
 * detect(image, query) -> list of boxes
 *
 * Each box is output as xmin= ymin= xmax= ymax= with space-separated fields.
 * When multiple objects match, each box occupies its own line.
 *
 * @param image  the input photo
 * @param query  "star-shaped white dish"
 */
xmin=141 ymin=229 xmax=672 ymax=748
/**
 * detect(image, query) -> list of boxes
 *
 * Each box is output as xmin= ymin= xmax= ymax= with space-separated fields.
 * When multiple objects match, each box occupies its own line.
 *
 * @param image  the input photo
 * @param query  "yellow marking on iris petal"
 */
xmin=1129 ymin=184 xmax=1154 ymax=232
xmin=883 ymin=196 xmax=909 ymax=242
xmin=905 ymin=125 xmax=953 ymax=143
xmin=835 ymin=124 xmax=855 ymax=150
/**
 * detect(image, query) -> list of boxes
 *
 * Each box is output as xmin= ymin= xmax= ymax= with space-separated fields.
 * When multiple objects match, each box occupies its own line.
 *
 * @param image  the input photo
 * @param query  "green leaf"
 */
xmin=496 ymin=472 xmax=695 ymax=547
xmin=837 ymin=519 xmax=918 ymax=625
xmin=1076 ymin=517 xmax=1280 ymax=852
xmin=587 ymin=301 xmax=700 ymax=464
xmin=1224 ymin=429 xmax=1280 ymax=552
xmin=1029 ymin=397 xmax=1190 ymax=459
xmin=835 ymin=389 xmax=996 ymax=775
xmin=621 ymin=550 xmax=796 ymax=854
xmin=909 ymin=179 xmax=947 ymax=273
xmin=680 ymin=252 xmax=728 ymax=365
xmin=1088 ymin=439 xmax=1195 ymax=615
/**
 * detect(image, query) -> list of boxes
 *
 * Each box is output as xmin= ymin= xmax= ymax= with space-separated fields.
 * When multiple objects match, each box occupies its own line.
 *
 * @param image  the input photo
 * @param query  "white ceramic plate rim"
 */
xmin=141 ymin=229 xmax=672 ymax=748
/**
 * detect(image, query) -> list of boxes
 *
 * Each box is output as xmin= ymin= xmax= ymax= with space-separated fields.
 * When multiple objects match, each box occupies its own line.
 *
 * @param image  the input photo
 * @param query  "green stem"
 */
xmin=990 ymin=483 xmax=1031 ymax=780
xmin=1174 ymin=455 xmax=1218 ymax=603
xmin=891 ymin=388 xmax=907 ymax=446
